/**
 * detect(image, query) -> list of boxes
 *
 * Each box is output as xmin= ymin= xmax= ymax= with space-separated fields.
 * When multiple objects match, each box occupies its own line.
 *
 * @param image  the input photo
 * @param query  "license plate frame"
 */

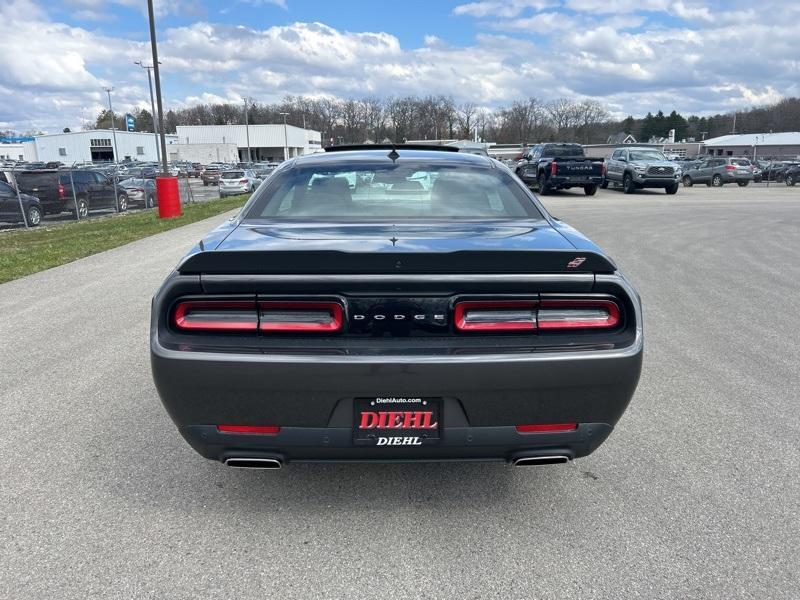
xmin=353 ymin=397 xmax=442 ymax=446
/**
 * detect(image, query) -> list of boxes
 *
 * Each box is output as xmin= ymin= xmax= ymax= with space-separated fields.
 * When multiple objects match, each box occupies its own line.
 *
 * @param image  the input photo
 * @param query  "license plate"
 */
xmin=353 ymin=397 xmax=441 ymax=446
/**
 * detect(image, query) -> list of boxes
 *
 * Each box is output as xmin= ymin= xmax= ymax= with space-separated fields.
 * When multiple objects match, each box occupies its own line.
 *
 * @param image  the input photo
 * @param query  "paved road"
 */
xmin=1 ymin=186 xmax=798 ymax=599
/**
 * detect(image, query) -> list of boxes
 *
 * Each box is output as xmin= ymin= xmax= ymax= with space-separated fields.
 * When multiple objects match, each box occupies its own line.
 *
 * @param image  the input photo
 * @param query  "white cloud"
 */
xmin=2 ymin=0 xmax=800 ymax=132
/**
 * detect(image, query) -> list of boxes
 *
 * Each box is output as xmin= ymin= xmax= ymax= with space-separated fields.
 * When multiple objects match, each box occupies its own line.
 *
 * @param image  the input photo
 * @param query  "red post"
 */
xmin=156 ymin=176 xmax=181 ymax=218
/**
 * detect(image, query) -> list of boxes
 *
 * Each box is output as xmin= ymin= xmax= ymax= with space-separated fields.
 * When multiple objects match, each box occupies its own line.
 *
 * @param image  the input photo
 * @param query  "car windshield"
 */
xmin=629 ymin=150 xmax=666 ymax=161
xmin=245 ymin=161 xmax=541 ymax=220
xmin=222 ymin=171 xmax=245 ymax=179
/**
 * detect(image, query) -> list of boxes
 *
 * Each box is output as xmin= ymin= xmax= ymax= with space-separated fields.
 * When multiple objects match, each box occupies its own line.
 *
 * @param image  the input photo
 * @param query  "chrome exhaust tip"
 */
xmin=512 ymin=455 xmax=570 ymax=466
xmin=224 ymin=457 xmax=283 ymax=469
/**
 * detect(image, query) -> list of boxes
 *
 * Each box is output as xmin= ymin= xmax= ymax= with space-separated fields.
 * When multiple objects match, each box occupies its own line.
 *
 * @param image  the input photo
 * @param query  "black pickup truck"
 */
xmin=516 ymin=143 xmax=605 ymax=195
xmin=15 ymin=169 xmax=126 ymax=217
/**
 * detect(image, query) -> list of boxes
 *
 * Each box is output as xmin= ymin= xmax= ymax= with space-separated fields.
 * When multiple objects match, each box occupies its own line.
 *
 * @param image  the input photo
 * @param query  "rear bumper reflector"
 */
xmin=516 ymin=423 xmax=578 ymax=433
xmin=217 ymin=425 xmax=281 ymax=435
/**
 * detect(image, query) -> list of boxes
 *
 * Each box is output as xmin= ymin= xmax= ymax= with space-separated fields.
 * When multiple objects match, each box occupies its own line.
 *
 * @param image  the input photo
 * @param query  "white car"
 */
xmin=218 ymin=169 xmax=262 ymax=197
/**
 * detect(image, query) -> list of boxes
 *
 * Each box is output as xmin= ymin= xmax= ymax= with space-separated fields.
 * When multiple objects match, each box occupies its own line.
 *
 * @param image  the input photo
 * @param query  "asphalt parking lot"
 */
xmin=1 ymin=184 xmax=798 ymax=599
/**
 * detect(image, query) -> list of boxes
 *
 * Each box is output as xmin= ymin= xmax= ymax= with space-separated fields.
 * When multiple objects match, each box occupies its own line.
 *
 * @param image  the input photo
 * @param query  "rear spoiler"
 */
xmin=177 ymin=250 xmax=617 ymax=275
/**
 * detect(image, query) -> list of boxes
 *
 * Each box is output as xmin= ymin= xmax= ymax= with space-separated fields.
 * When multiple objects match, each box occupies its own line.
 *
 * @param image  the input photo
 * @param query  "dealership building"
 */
xmin=175 ymin=124 xmax=322 ymax=162
xmin=24 ymin=130 xmax=179 ymax=164
xmin=700 ymin=132 xmax=800 ymax=159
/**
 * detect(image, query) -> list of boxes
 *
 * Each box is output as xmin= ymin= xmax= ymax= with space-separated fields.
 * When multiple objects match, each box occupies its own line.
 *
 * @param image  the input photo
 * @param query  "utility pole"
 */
xmin=244 ymin=97 xmax=252 ymax=164
xmin=147 ymin=0 xmax=169 ymax=175
xmin=135 ymin=60 xmax=161 ymax=163
xmin=103 ymin=87 xmax=120 ymax=165
xmin=280 ymin=112 xmax=289 ymax=160
xmin=731 ymin=112 xmax=737 ymax=135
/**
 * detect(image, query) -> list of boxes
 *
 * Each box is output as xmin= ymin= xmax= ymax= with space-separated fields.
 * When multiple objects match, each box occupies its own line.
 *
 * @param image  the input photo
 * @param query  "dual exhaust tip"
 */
xmin=223 ymin=455 xmax=570 ymax=468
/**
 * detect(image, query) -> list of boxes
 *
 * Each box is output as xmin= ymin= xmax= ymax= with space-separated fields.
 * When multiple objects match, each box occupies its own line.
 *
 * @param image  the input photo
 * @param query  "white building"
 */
xmin=0 ymin=141 xmax=36 ymax=162
xmin=176 ymin=124 xmax=322 ymax=162
xmin=29 ymin=129 xmax=179 ymax=164
xmin=701 ymin=132 xmax=800 ymax=159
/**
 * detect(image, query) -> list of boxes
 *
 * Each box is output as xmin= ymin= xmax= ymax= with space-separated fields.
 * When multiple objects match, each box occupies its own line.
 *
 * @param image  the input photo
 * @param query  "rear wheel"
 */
xmin=786 ymin=175 xmax=795 ymax=186
xmin=584 ymin=184 xmax=598 ymax=196
xmin=682 ymin=175 xmax=693 ymax=187
xmin=537 ymin=173 xmax=550 ymax=195
xmin=203 ymin=180 xmax=208 ymax=187
xmin=737 ymin=181 xmax=749 ymax=187
xmin=26 ymin=205 xmax=42 ymax=226
xmin=623 ymin=173 xmax=636 ymax=194
xmin=147 ymin=193 xmax=157 ymax=208
xmin=711 ymin=174 xmax=723 ymax=187
xmin=117 ymin=194 xmax=128 ymax=212
xmin=600 ymin=179 xmax=608 ymax=189
xmin=665 ymin=183 xmax=679 ymax=195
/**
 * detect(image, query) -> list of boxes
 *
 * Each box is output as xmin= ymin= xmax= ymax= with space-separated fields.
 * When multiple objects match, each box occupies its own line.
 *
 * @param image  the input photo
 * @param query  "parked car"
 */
xmin=150 ymin=145 xmax=643 ymax=467
xmin=201 ymin=165 xmax=222 ymax=186
xmin=681 ymin=157 xmax=754 ymax=187
xmin=515 ymin=143 xmax=605 ymax=195
xmin=218 ymin=169 xmax=262 ymax=197
xmin=603 ymin=147 xmax=681 ymax=194
xmin=119 ymin=177 xmax=157 ymax=208
xmin=15 ymin=169 xmax=128 ymax=217
xmin=187 ymin=163 xmax=203 ymax=177
xmin=253 ymin=162 xmax=277 ymax=179
xmin=0 ymin=181 xmax=42 ymax=226
xmin=784 ymin=164 xmax=800 ymax=186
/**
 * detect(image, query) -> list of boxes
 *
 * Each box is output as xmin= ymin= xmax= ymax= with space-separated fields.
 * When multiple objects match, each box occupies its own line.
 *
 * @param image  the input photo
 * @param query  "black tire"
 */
xmin=682 ymin=175 xmax=693 ymax=187
xmin=584 ymin=184 xmax=598 ymax=196
xmin=203 ymin=181 xmax=208 ymax=187
xmin=665 ymin=183 xmax=679 ymax=195
xmin=147 ymin=193 xmax=157 ymax=208
xmin=600 ymin=179 xmax=609 ymax=189
xmin=737 ymin=181 xmax=749 ymax=187
xmin=786 ymin=175 xmax=795 ymax=186
xmin=117 ymin=194 xmax=128 ymax=212
xmin=711 ymin=174 xmax=723 ymax=187
xmin=26 ymin=205 xmax=42 ymax=227
xmin=537 ymin=173 xmax=550 ymax=195
xmin=75 ymin=197 xmax=89 ymax=219
xmin=623 ymin=173 xmax=636 ymax=194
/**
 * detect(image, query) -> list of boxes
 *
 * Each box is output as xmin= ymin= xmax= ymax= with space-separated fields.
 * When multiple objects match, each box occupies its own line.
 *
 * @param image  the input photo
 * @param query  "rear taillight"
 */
xmin=601 ymin=162 xmax=607 ymax=176
xmin=551 ymin=162 xmax=558 ymax=176
xmin=537 ymin=299 xmax=620 ymax=330
xmin=258 ymin=301 xmax=343 ymax=332
xmin=454 ymin=298 xmax=621 ymax=332
xmin=239 ymin=179 xmax=248 ymax=184
xmin=454 ymin=300 xmax=537 ymax=331
xmin=725 ymin=165 xmax=736 ymax=171
xmin=516 ymin=423 xmax=577 ymax=433
xmin=173 ymin=300 xmax=258 ymax=331
xmin=58 ymin=183 xmax=65 ymax=198
xmin=217 ymin=425 xmax=280 ymax=435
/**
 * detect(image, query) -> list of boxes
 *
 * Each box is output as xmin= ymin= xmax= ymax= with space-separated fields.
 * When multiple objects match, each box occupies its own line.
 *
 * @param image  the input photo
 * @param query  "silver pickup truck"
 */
xmin=603 ymin=147 xmax=681 ymax=194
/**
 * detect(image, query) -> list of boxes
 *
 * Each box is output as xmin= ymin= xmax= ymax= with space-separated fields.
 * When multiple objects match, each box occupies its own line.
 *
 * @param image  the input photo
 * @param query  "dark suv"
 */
xmin=15 ymin=169 xmax=127 ymax=217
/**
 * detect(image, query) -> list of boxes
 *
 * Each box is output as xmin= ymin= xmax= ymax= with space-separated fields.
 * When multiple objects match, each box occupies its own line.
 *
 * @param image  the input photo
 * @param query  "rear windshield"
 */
xmin=731 ymin=159 xmax=751 ymax=166
xmin=245 ymin=162 xmax=542 ymax=220
xmin=544 ymin=145 xmax=583 ymax=158
xmin=15 ymin=172 xmax=57 ymax=185
xmin=222 ymin=171 xmax=245 ymax=179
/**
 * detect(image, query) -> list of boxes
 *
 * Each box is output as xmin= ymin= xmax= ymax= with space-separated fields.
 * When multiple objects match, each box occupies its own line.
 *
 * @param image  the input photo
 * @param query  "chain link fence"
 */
xmin=1 ymin=160 xmax=205 ymax=230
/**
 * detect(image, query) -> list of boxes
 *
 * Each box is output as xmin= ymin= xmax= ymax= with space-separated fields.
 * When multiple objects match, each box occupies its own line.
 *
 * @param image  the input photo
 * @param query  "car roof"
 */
xmin=291 ymin=148 xmax=494 ymax=168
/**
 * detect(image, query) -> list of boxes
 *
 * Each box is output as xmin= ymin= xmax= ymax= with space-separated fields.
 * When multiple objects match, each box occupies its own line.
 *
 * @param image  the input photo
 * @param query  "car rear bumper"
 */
xmin=151 ymin=334 xmax=642 ymax=463
xmin=547 ymin=175 xmax=604 ymax=188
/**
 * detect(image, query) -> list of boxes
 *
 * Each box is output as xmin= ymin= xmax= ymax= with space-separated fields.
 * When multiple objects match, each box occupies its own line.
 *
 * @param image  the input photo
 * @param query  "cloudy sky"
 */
xmin=1 ymin=0 xmax=799 ymax=133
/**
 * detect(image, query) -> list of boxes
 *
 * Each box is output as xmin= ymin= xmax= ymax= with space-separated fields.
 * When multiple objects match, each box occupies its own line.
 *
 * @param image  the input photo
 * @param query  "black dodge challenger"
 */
xmin=151 ymin=146 xmax=643 ymax=469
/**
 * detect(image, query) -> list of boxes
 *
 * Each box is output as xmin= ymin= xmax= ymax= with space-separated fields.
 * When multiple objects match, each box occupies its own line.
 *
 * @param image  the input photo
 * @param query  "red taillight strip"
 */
xmin=217 ymin=425 xmax=280 ymax=435
xmin=173 ymin=300 xmax=258 ymax=331
xmin=454 ymin=300 xmax=538 ymax=331
xmin=537 ymin=299 xmax=620 ymax=330
xmin=258 ymin=301 xmax=344 ymax=332
xmin=516 ymin=423 xmax=578 ymax=433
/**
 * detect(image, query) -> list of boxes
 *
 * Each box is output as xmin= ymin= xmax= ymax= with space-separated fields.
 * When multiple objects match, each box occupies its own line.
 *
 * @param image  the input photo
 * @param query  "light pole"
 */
xmin=244 ymin=97 xmax=252 ymax=164
xmin=279 ymin=112 xmax=289 ymax=161
xmin=134 ymin=60 xmax=161 ymax=163
xmin=147 ymin=0 xmax=168 ymax=176
xmin=103 ymin=87 xmax=120 ymax=165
